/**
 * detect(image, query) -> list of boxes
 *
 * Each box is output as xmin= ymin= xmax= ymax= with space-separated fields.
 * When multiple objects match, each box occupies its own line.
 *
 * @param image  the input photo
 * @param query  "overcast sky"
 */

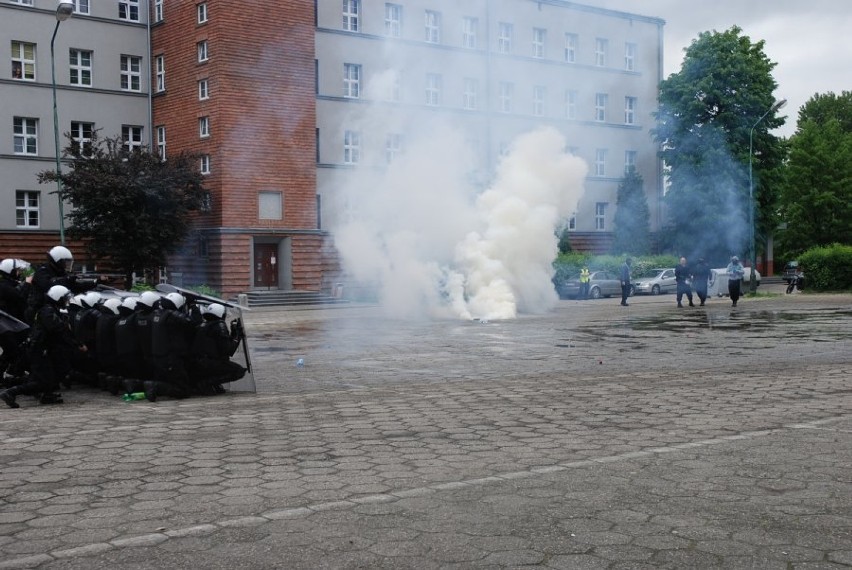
xmin=593 ymin=0 xmax=852 ymax=137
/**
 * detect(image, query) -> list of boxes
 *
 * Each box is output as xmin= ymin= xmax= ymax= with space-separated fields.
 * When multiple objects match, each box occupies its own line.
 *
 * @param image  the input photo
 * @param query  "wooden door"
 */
xmin=254 ymin=243 xmax=279 ymax=288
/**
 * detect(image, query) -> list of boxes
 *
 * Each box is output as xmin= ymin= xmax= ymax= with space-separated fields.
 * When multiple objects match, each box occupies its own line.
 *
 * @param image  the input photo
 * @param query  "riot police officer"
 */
xmin=190 ymin=303 xmax=247 ymax=394
xmin=26 ymin=246 xmax=97 ymax=324
xmin=0 ymin=259 xmax=31 ymax=379
xmin=146 ymin=292 xmax=197 ymax=401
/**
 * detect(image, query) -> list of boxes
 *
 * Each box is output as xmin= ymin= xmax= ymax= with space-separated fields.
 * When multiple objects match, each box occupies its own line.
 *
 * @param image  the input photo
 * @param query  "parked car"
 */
xmin=782 ymin=260 xmax=800 ymax=284
xmin=742 ymin=267 xmax=761 ymax=287
xmin=631 ymin=268 xmax=677 ymax=295
xmin=556 ymin=270 xmax=624 ymax=299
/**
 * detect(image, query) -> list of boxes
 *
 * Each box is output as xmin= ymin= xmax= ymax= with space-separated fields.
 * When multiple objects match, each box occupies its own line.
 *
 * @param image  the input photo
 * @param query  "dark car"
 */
xmin=556 ymin=270 xmax=624 ymax=299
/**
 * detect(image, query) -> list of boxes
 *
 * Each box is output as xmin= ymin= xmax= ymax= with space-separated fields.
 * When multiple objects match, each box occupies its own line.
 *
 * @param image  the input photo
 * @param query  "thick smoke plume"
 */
xmin=332 ymin=125 xmax=587 ymax=320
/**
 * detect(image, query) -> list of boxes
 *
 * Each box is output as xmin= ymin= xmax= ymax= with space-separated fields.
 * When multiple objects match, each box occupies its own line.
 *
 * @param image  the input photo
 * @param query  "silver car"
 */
xmin=632 ymin=268 xmax=677 ymax=295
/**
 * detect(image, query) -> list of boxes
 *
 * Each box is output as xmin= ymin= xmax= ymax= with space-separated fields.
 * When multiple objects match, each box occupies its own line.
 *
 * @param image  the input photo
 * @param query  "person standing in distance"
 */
xmin=674 ymin=256 xmax=695 ymax=308
xmin=692 ymin=258 xmax=711 ymax=306
xmin=726 ymin=256 xmax=745 ymax=307
xmin=579 ymin=266 xmax=590 ymax=300
xmin=619 ymin=257 xmax=632 ymax=307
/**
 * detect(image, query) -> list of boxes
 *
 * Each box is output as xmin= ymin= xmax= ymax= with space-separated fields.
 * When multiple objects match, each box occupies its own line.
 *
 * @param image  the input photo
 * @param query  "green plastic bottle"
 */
xmin=122 ymin=392 xmax=147 ymax=402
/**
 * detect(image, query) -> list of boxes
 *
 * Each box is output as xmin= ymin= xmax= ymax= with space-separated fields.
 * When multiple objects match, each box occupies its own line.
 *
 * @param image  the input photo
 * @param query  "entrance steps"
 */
xmin=231 ymin=289 xmax=349 ymax=308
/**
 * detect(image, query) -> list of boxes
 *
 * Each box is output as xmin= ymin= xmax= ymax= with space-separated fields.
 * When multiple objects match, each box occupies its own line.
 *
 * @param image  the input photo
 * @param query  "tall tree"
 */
xmin=779 ymin=92 xmax=852 ymax=255
xmin=611 ymin=168 xmax=650 ymax=255
xmin=39 ymin=132 xmax=205 ymax=288
xmin=652 ymin=26 xmax=786 ymax=264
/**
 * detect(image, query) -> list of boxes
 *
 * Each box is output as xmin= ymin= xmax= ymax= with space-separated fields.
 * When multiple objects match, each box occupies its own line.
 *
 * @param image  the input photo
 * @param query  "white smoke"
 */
xmin=331 ymin=124 xmax=587 ymax=320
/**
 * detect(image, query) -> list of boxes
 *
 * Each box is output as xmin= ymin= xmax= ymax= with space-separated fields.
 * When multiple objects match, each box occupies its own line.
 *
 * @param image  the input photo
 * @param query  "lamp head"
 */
xmin=56 ymin=1 xmax=74 ymax=21
xmin=771 ymin=99 xmax=787 ymax=112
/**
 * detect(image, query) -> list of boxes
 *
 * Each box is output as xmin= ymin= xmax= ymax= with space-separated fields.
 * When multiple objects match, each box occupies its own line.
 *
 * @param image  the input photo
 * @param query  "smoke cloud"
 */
xmin=331 ymin=122 xmax=587 ymax=321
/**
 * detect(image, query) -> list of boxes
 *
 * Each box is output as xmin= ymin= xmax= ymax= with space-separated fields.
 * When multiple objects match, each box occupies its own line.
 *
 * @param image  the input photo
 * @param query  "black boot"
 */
xmin=39 ymin=392 xmax=63 ymax=405
xmin=143 ymin=381 xmax=157 ymax=402
xmin=0 ymin=389 xmax=20 ymax=409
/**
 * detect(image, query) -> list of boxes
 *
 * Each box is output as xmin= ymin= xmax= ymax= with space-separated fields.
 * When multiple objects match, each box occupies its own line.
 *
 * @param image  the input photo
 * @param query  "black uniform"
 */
xmin=114 ymin=309 xmax=144 ymax=394
xmin=147 ymin=304 xmax=197 ymax=399
xmin=692 ymin=260 xmax=711 ymax=306
xmin=190 ymin=315 xmax=247 ymax=392
xmin=0 ymin=273 xmax=30 ymax=377
xmin=94 ymin=307 xmax=122 ymax=393
xmin=675 ymin=263 xmax=694 ymax=307
xmin=26 ymin=259 xmax=95 ymax=324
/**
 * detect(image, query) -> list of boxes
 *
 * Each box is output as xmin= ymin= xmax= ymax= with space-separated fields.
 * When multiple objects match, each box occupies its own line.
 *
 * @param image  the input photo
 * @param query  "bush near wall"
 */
xmin=553 ymin=253 xmax=679 ymax=286
xmin=798 ymin=244 xmax=852 ymax=292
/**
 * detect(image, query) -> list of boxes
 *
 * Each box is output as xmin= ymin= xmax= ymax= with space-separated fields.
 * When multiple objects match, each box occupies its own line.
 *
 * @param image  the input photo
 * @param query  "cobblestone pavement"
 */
xmin=0 ymin=291 xmax=849 ymax=568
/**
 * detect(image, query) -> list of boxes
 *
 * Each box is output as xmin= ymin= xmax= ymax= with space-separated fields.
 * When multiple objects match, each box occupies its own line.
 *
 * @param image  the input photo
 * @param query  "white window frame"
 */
xmin=385 ymin=3 xmax=401 ymax=38
xmin=10 ymin=0 xmax=34 ymax=5
xmin=199 ymin=116 xmax=210 ymax=138
xmin=70 ymin=121 xmax=94 ymax=155
xmin=73 ymin=0 xmax=90 ymax=15
xmin=343 ymin=63 xmax=360 ymax=99
xmin=533 ymin=85 xmax=546 ymax=116
xmin=13 ymin=117 xmax=38 ymax=156
xmin=198 ymin=78 xmax=209 ymax=100
xmin=156 ymin=126 xmax=166 ymax=160
xmin=624 ymin=150 xmax=637 ymax=174
xmin=424 ymin=10 xmax=441 ymax=44
xmin=69 ymin=49 xmax=93 ymax=87
xmin=463 ymin=77 xmax=478 ymax=110
xmin=154 ymin=0 xmax=163 ymax=22
xmin=11 ymin=41 xmax=36 ymax=81
xmin=425 ymin=73 xmax=441 ymax=106
xmin=625 ymin=96 xmax=637 ymax=125
xmin=565 ymin=89 xmax=577 ymax=119
xmin=120 ymin=55 xmax=142 ymax=92
xmin=122 ymin=125 xmax=143 ymax=151
xmin=594 ymin=149 xmax=607 ymax=177
xmin=197 ymin=3 xmax=208 ymax=24
xmin=625 ymin=42 xmax=636 ymax=71
xmin=564 ymin=33 xmax=577 ymax=63
xmin=499 ymin=82 xmax=513 ymax=113
xmin=16 ymin=191 xmax=40 ymax=229
xmin=386 ymin=133 xmax=401 ymax=163
xmin=197 ymin=41 xmax=209 ymax=63
xmin=118 ymin=0 xmax=140 ymax=22
xmin=595 ymin=202 xmax=607 ymax=230
xmin=462 ymin=17 xmax=477 ymax=49
xmin=497 ymin=22 xmax=512 ymax=54
xmin=200 ymin=154 xmax=211 ymax=175
xmin=155 ymin=55 xmax=165 ymax=92
xmin=532 ymin=27 xmax=546 ymax=58
xmin=595 ymin=37 xmax=608 ymax=67
xmin=595 ymin=93 xmax=608 ymax=122
xmin=342 ymin=0 xmax=359 ymax=32
xmin=343 ymin=130 xmax=360 ymax=164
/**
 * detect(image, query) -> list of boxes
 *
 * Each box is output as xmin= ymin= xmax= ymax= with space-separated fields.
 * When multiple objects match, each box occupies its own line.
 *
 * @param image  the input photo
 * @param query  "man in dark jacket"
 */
xmin=26 ymin=246 xmax=97 ymax=324
xmin=190 ymin=303 xmax=247 ymax=394
xmin=619 ymin=257 xmax=632 ymax=307
xmin=146 ymin=293 xmax=198 ymax=401
xmin=692 ymin=258 xmax=711 ymax=306
xmin=674 ymin=256 xmax=695 ymax=308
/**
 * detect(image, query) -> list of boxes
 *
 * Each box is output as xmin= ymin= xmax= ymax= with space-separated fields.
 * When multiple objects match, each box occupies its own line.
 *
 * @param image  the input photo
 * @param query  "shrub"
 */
xmin=798 ymin=244 xmax=852 ymax=291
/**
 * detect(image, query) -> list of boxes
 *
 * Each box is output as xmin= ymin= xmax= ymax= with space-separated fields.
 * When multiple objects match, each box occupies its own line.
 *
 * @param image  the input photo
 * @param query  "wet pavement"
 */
xmin=0 ymin=288 xmax=850 ymax=568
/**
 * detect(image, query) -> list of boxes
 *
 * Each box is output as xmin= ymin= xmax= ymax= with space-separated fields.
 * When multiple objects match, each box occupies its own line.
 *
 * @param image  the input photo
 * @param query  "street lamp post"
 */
xmin=51 ymin=1 xmax=74 ymax=245
xmin=748 ymin=98 xmax=786 ymax=293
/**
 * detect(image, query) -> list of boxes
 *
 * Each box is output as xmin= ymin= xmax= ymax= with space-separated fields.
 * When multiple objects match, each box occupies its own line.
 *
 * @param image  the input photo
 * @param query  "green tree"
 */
xmin=652 ymin=26 xmax=786 ymax=264
xmin=610 ymin=168 xmax=650 ymax=255
xmin=778 ymin=92 xmax=852 ymax=255
xmin=39 ymin=132 xmax=205 ymax=288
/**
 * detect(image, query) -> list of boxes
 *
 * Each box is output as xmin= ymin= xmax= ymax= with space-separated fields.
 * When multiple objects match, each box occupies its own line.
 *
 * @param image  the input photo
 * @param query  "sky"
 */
xmin=592 ymin=0 xmax=852 ymax=137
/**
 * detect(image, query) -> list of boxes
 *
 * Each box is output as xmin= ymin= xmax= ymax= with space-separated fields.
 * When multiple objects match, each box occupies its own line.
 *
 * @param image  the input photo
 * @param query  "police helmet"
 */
xmin=165 ymin=292 xmax=186 ymax=310
xmin=47 ymin=285 xmax=72 ymax=304
xmin=48 ymin=246 xmax=73 ymax=264
xmin=121 ymin=297 xmax=138 ymax=311
xmin=206 ymin=303 xmax=226 ymax=319
xmin=69 ymin=294 xmax=85 ymax=308
xmin=137 ymin=291 xmax=161 ymax=309
xmin=102 ymin=298 xmax=122 ymax=315
xmin=81 ymin=291 xmax=103 ymax=308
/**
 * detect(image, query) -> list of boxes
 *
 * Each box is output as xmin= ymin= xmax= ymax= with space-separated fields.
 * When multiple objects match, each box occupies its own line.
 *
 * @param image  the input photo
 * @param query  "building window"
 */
xmin=199 ymin=116 xmax=210 ymax=138
xmin=565 ymin=89 xmax=577 ymax=119
xmin=624 ymin=96 xmax=637 ymax=125
xmin=499 ymin=81 xmax=513 ymax=113
xmin=343 ymin=130 xmax=360 ymax=164
xmin=156 ymin=126 xmax=166 ymax=160
xmin=595 ymin=92 xmax=608 ymax=122
xmin=625 ymin=42 xmax=636 ymax=71
xmin=594 ymin=149 xmax=607 ymax=177
xmin=425 ymin=73 xmax=441 ymax=106
xmin=343 ymin=63 xmax=360 ymax=98
xmin=462 ymin=17 xmax=477 ymax=49
xmin=385 ymin=3 xmax=401 ymax=38
xmin=120 ymin=55 xmax=142 ymax=92
xmin=69 ymin=49 xmax=93 ymax=87
xmin=197 ymin=41 xmax=208 ymax=63
xmin=424 ymin=10 xmax=441 ymax=43
xmin=70 ymin=121 xmax=94 ymax=155
xmin=497 ymin=22 xmax=512 ymax=54
xmin=155 ymin=55 xmax=165 ymax=92
xmin=198 ymin=79 xmax=209 ymax=100
xmin=122 ymin=125 xmax=143 ymax=151
xmin=532 ymin=28 xmax=546 ymax=58
xmin=564 ymin=33 xmax=577 ymax=63
xmin=463 ymin=77 xmax=478 ymax=110
xmin=624 ymin=150 xmax=637 ymax=174
xmin=11 ymin=41 xmax=36 ymax=81
xmin=533 ymin=86 xmax=546 ymax=116
xmin=386 ymin=133 xmax=401 ymax=163
xmin=154 ymin=0 xmax=163 ymax=22
xmin=118 ymin=0 xmax=140 ymax=22
xmin=72 ymin=0 xmax=89 ymax=15
xmin=595 ymin=202 xmax=607 ymax=230
xmin=595 ymin=38 xmax=608 ymax=67
xmin=342 ymin=0 xmax=359 ymax=32
xmin=200 ymin=193 xmax=212 ymax=214
xmin=10 ymin=0 xmax=33 ymax=5
xmin=258 ymin=191 xmax=282 ymax=220
xmin=15 ymin=191 xmax=40 ymax=228
xmin=13 ymin=117 xmax=38 ymax=155
xmin=568 ymin=214 xmax=576 ymax=231
xmin=200 ymin=154 xmax=211 ymax=175
xmin=197 ymin=3 xmax=208 ymax=24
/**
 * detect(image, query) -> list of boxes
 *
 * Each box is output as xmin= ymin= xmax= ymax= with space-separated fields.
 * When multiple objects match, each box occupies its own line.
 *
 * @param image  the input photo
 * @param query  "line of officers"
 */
xmin=0 ymin=246 xmax=247 ymax=408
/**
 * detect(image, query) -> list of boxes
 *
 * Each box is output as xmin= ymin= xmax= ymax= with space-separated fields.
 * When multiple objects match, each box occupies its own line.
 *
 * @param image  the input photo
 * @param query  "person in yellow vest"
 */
xmin=579 ymin=266 xmax=591 ymax=300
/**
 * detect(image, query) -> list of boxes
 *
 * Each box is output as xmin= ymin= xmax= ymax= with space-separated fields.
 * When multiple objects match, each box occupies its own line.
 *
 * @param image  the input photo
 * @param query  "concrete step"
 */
xmin=229 ymin=290 xmax=349 ymax=308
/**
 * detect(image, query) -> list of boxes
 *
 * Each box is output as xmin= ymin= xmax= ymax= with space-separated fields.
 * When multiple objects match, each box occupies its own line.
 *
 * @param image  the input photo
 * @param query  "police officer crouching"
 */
xmin=189 ymin=303 xmax=247 ymax=395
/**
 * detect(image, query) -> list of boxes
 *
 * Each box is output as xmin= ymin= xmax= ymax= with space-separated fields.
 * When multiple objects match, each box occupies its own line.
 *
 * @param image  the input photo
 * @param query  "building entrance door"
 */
xmin=254 ymin=243 xmax=279 ymax=288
